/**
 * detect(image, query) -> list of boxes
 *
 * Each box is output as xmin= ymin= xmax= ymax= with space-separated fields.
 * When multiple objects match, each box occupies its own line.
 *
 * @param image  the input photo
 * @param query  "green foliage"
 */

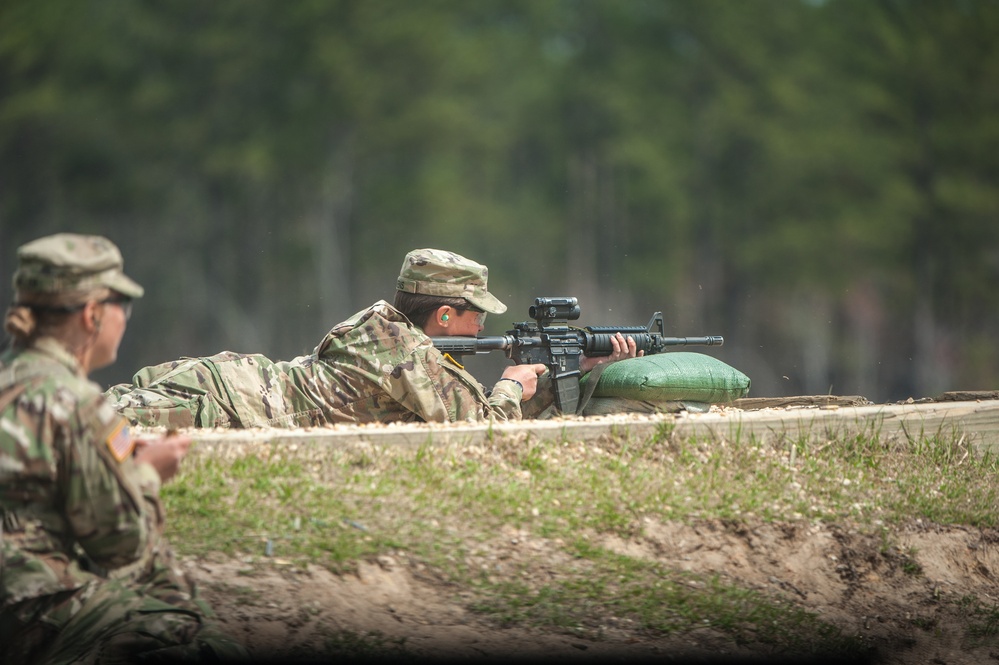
xmin=2 ymin=0 xmax=999 ymax=402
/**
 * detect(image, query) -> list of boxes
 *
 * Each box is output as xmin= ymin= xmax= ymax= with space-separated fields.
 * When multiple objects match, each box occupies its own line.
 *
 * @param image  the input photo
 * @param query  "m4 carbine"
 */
xmin=431 ymin=296 xmax=723 ymax=415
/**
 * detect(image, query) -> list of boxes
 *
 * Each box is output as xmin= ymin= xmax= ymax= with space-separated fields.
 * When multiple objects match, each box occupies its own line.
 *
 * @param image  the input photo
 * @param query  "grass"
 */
xmin=161 ymin=425 xmax=999 ymax=657
xmin=963 ymin=595 xmax=999 ymax=641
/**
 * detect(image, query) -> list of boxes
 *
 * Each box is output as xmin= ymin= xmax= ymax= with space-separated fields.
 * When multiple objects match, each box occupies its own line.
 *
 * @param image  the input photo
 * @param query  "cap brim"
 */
xmin=106 ymin=272 xmax=145 ymax=299
xmin=468 ymin=291 xmax=506 ymax=315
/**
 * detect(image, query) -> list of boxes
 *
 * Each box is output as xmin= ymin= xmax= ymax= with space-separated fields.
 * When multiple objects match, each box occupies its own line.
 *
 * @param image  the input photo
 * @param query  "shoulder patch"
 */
xmin=105 ymin=420 xmax=134 ymax=462
xmin=442 ymin=353 xmax=465 ymax=370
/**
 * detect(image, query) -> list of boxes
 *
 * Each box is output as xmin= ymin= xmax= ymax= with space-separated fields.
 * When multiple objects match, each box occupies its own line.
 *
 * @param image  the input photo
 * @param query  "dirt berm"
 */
xmin=173 ymin=394 xmax=999 ymax=665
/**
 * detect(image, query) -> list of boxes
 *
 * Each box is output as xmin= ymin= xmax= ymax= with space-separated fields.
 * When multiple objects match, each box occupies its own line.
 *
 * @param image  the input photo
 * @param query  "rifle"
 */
xmin=431 ymin=296 xmax=723 ymax=415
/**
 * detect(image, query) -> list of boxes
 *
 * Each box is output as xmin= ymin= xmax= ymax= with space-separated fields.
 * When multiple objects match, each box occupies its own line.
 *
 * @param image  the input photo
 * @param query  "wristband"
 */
xmin=497 ymin=378 xmax=523 ymax=392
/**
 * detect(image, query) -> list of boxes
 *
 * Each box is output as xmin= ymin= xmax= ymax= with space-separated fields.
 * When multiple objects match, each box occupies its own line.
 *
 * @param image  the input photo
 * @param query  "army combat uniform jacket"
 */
xmin=108 ymin=301 xmax=528 ymax=428
xmin=0 ymin=337 xmax=246 ymax=664
xmin=1 ymin=338 xmax=162 ymax=601
xmin=0 ymin=338 xmax=156 ymax=662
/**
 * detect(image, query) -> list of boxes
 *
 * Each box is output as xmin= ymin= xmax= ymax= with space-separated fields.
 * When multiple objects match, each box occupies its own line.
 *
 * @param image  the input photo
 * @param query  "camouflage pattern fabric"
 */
xmin=108 ymin=301 xmax=535 ymax=428
xmin=396 ymin=248 xmax=507 ymax=314
xmin=13 ymin=233 xmax=144 ymax=300
xmin=0 ymin=337 xmax=244 ymax=664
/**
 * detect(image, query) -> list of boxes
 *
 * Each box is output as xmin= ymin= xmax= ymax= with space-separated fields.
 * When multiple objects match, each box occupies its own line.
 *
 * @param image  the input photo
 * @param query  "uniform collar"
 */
xmin=30 ymin=336 xmax=86 ymax=377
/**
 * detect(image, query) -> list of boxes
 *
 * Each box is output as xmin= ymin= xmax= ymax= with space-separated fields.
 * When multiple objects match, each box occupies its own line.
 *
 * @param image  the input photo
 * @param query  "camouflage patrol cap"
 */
xmin=14 ymin=233 xmax=144 ymax=299
xmin=397 ymin=248 xmax=507 ymax=314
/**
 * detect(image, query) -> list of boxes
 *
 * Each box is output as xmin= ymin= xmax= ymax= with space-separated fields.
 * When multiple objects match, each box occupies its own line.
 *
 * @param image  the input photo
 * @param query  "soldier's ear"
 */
xmin=81 ymin=300 xmax=101 ymax=332
xmin=435 ymin=305 xmax=451 ymax=326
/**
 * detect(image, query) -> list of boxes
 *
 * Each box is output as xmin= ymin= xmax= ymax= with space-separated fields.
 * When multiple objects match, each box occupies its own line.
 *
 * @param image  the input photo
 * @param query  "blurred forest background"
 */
xmin=2 ymin=0 xmax=998 ymax=402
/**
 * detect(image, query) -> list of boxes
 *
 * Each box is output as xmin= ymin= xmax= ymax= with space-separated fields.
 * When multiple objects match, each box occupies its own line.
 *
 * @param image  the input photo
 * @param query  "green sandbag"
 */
xmin=583 ymin=353 xmax=751 ymax=404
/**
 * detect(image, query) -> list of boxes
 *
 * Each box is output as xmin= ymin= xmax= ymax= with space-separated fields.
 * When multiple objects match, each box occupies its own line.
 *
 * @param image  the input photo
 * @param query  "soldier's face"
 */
xmin=449 ymin=308 xmax=485 ymax=336
xmin=90 ymin=299 xmax=129 ymax=370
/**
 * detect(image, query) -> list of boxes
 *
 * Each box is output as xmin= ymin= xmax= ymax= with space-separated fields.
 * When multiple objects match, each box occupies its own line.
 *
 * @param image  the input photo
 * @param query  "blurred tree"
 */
xmin=1 ymin=0 xmax=997 ymax=401
xmin=826 ymin=0 xmax=999 ymax=396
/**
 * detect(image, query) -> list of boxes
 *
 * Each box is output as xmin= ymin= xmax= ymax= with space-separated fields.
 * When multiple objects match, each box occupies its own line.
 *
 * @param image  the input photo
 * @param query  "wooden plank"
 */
xmin=732 ymin=395 xmax=872 ymax=409
xmin=669 ymin=399 xmax=999 ymax=455
xmin=178 ymin=399 xmax=999 ymax=457
xmin=935 ymin=390 xmax=999 ymax=402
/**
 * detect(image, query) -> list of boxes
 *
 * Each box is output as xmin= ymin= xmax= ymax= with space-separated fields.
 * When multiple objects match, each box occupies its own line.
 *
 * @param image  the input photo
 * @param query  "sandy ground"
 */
xmin=183 ymin=518 xmax=999 ymax=664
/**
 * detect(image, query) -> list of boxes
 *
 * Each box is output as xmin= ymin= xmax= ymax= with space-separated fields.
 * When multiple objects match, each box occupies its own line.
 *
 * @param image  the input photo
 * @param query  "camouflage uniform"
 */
xmin=0 ymin=234 xmax=243 ymax=664
xmin=108 ymin=249 xmax=546 ymax=428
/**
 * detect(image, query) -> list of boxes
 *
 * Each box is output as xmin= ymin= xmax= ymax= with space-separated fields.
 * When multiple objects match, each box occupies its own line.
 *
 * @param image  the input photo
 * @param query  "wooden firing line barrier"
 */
xmin=175 ymin=397 xmax=999 ymax=458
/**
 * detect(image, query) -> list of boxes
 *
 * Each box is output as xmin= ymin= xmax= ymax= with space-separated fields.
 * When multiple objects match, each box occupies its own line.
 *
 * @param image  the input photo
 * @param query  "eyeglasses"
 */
xmin=100 ymin=295 xmax=133 ymax=321
xmin=460 ymin=305 xmax=487 ymax=326
xmin=18 ymin=295 xmax=133 ymax=321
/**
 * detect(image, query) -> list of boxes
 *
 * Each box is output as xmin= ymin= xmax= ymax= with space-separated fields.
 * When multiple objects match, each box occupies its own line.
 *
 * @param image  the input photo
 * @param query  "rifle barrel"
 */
xmin=663 ymin=336 xmax=724 ymax=346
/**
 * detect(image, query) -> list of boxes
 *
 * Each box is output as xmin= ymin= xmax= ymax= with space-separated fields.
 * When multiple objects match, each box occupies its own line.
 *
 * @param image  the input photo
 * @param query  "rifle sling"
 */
xmin=575 ymin=362 xmax=610 ymax=416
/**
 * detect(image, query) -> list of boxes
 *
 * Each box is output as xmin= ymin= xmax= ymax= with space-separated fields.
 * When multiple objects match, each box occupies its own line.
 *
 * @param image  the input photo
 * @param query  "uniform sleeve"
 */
xmin=61 ymin=393 xmax=151 ymax=570
xmin=382 ymin=345 xmax=526 ymax=423
xmin=485 ymin=379 xmax=524 ymax=421
xmin=486 ymin=371 xmax=557 ymax=421
xmin=377 ymin=346 xmax=474 ymax=422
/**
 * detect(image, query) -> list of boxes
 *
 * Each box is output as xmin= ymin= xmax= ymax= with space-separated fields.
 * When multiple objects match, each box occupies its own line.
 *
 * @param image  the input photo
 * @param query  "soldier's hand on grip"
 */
xmin=500 ymin=363 xmax=547 ymax=401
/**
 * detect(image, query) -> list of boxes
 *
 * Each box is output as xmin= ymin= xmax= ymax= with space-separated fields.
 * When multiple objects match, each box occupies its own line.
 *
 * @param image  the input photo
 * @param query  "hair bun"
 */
xmin=4 ymin=305 xmax=37 ymax=340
